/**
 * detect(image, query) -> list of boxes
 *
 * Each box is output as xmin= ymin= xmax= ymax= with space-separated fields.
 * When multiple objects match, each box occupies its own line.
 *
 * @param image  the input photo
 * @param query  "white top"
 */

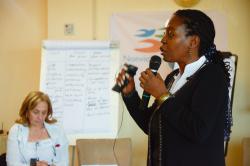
xmin=170 ymin=56 xmax=207 ymax=94
xmin=6 ymin=122 xmax=69 ymax=166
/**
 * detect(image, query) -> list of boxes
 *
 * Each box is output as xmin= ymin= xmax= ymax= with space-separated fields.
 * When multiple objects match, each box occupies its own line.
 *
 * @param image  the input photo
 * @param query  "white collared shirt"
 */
xmin=6 ymin=122 xmax=69 ymax=166
xmin=169 ymin=56 xmax=207 ymax=94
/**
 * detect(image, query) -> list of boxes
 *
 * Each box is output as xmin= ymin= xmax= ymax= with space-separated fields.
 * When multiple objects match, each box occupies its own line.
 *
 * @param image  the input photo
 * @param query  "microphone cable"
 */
xmin=112 ymin=95 xmax=126 ymax=166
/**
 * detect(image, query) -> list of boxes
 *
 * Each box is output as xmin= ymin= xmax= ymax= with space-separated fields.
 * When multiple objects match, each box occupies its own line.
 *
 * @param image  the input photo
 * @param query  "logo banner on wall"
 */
xmin=110 ymin=11 xmax=227 ymax=95
xmin=110 ymin=12 xmax=173 ymax=95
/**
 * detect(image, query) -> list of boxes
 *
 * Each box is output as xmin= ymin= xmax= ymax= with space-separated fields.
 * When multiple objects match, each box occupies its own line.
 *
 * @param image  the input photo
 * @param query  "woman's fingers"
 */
xmin=116 ymin=69 xmax=126 ymax=86
xmin=139 ymin=69 xmax=154 ymax=88
xmin=156 ymin=73 xmax=163 ymax=81
xmin=139 ymin=72 xmax=147 ymax=88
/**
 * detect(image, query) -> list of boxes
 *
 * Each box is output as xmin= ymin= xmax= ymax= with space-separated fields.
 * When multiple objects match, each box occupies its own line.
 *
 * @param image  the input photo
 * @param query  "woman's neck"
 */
xmin=29 ymin=124 xmax=44 ymax=130
xmin=178 ymin=55 xmax=200 ymax=74
xmin=178 ymin=63 xmax=185 ymax=74
xmin=28 ymin=124 xmax=49 ymax=142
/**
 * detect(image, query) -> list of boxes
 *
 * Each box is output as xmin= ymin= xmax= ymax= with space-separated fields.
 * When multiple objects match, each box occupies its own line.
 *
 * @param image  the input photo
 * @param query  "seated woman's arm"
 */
xmin=7 ymin=124 xmax=29 ymax=166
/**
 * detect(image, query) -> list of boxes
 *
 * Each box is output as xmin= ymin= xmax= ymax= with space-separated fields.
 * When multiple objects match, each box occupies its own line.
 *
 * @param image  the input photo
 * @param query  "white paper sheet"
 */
xmin=40 ymin=40 xmax=120 ymax=145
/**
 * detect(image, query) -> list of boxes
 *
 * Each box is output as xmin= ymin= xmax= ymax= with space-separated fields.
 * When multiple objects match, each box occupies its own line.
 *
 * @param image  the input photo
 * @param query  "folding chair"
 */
xmin=221 ymin=52 xmax=238 ymax=156
xmin=76 ymin=138 xmax=132 ymax=166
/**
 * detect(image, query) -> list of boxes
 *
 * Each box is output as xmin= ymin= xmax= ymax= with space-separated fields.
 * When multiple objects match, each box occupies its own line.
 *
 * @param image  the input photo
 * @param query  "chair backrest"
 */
xmin=76 ymin=138 xmax=132 ymax=166
xmin=221 ymin=52 xmax=238 ymax=112
xmin=242 ymin=137 xmax=250 ymax=166
xmin=221 ymin=52 xmax=238 ymax=156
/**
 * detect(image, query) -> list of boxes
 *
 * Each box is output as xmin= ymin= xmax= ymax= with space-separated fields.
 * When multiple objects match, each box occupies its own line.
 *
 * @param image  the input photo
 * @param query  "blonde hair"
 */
xmin=16 ymin=91 xmax=57 ymax=125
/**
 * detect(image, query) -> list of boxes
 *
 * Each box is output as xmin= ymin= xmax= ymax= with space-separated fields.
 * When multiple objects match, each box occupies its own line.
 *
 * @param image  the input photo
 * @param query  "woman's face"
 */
xmin=28 ymin=101 xmax=48 ymax=127
xmin=160 ymin=15 xmax=191 ymax=63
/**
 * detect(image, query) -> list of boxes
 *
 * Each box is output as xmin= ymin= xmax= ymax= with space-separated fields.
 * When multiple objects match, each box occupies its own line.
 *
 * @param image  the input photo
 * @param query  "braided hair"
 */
xmin=174 ymin=9 xmax=232 ymax=144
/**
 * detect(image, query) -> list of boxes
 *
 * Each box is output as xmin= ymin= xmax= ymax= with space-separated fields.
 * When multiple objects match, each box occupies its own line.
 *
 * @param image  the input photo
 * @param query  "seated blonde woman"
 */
xmin=7 ymin=91 xmax=69 ymax=166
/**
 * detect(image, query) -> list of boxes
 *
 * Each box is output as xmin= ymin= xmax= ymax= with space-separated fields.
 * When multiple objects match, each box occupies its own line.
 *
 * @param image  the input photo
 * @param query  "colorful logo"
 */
xmin=134 ymin=28 xmax=164 ymax=53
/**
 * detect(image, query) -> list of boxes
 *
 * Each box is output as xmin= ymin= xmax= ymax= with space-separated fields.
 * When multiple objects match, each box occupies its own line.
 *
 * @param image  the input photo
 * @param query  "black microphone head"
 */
xmin=149 ymin=55 xmax=161 ymax=70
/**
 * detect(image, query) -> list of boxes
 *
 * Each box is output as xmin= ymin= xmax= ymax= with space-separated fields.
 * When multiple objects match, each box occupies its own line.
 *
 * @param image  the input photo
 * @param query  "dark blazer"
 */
xmin=123 ymin=63 xmax=228 ymax=166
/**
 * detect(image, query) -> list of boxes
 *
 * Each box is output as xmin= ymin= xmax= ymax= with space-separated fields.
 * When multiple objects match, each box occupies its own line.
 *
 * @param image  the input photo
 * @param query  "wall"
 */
xmin=47 ymin=0 xmax=93 ymax=40
xmin=0 ymin=0 xmax=249 ymax=166
xmin=0 ymin=0 xmax=47 ymax=133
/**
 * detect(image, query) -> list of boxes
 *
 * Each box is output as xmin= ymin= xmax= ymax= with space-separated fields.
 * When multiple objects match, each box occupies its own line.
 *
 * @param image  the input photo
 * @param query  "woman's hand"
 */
xmin=139 ymin=68 xmax=168 ymax=98
xmin=116 ymin=68 xmax=135 ymax=95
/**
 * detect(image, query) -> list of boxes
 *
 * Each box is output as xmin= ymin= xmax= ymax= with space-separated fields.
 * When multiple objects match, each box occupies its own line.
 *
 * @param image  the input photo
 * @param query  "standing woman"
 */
xmin=7 ymin=91 xmax=69 ymax=166
xmin=116 ymin=9 xmax=231 ymax=166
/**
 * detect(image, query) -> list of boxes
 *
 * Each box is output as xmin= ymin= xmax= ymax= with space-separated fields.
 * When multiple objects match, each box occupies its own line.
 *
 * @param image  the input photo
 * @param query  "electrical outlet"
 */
xmin=64 ymin=24 xmax=74 ymax=35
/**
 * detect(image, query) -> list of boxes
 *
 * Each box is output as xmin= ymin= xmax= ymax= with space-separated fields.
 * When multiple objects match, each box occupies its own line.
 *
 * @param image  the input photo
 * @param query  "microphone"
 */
xmin=139 ymin=55 xmax=161 ymax=110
